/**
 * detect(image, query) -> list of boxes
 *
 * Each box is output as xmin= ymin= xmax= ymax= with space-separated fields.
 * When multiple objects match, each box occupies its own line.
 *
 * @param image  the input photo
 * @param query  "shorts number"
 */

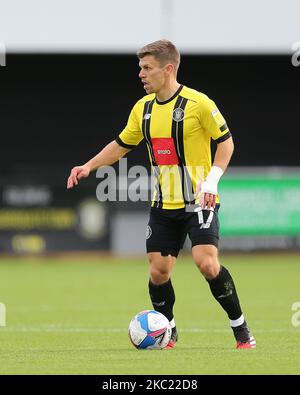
xmin=197 ymin=208 xmax=214 ymax=229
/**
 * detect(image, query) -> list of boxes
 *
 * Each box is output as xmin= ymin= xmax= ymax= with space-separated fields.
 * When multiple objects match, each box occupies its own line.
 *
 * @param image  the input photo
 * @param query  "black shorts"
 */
xmin=146 ymin=205 xmax=220 ymax=258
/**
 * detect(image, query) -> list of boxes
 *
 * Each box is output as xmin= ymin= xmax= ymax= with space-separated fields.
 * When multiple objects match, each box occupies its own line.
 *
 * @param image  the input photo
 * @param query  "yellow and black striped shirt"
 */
xmin=116 ymin=85 xmax=231 ymax=209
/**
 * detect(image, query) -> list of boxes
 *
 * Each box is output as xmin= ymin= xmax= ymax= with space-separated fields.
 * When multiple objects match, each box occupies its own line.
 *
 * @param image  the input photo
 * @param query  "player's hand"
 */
xmin=195 ymin=182 xmax=217 ymax=209
xmin=67 ymin=165 xmax=90 ymax=189
xmin=201 ymin=192 xmax=216 ymax=209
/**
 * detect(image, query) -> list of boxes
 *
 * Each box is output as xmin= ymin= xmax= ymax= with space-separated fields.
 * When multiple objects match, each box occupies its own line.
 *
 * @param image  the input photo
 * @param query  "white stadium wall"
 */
xmin=0 ymin=0 xmax=299 ymax=53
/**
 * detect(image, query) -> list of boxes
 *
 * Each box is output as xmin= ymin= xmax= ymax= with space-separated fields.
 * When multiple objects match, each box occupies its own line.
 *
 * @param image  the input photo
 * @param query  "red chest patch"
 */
xmin=151 ymin=137 xmax=179 ymax=165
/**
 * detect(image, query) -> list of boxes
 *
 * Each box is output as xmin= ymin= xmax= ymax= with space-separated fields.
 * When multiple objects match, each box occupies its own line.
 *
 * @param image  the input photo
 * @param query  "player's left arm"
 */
xmin=201 ymin=137 xmax=234 ymax=209
xmin=213 ymin=136 xmax=234 ymax=173
xmin=196 ymin=95 xmax=234 ymax=209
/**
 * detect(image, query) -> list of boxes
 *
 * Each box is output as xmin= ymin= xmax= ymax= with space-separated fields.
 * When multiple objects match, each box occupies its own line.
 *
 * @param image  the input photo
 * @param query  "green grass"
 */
xmin=0 ymin=253 xmax=300 ymax=375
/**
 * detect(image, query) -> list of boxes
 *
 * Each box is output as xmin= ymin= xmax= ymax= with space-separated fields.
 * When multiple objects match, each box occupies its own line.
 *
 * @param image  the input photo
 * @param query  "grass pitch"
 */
xmin=0 ymin=253 xmax=299 ymax=375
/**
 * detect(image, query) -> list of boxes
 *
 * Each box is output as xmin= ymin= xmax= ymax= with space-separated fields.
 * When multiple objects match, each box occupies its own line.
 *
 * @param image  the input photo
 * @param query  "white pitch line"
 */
xmin=0 ymin=326 xmax=299 ymax=333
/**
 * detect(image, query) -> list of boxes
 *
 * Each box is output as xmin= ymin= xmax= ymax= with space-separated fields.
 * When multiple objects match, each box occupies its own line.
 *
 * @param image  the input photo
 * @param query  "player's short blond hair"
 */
xmin=137 ymin=39 xmax=180 ymax=74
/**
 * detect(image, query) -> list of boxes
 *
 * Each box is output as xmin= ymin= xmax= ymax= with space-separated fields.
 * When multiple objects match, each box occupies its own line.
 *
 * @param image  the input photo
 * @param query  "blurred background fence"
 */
xmin=1 ymin=166 xmax=300 ymax=254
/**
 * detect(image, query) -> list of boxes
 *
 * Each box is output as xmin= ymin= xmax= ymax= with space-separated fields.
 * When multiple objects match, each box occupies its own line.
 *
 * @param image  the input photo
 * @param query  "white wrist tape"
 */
xmin=201 ymin=166 xmax=223 ymax=195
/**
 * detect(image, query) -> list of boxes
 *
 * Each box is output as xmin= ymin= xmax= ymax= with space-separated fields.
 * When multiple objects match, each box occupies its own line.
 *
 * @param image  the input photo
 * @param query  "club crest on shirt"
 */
xmin=172 ymin=108 xmax=185 ymax=122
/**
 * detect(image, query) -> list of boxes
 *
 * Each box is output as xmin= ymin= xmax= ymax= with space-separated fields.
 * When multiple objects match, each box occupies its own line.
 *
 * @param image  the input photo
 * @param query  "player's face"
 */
xmin=138 ymin=55 xmax=168 ymax=94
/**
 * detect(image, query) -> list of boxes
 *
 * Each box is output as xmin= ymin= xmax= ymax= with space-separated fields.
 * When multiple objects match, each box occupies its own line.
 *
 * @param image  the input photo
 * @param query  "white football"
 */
xmin=128 ymin=310 xmax=172 ymax=350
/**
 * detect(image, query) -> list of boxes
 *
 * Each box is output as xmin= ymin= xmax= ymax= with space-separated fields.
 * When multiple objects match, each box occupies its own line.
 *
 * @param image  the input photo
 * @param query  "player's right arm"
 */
xmin=67 ymin=140 xmax=131 ymax=189
xmin=67 ymin=101 xmax=143 ymax=189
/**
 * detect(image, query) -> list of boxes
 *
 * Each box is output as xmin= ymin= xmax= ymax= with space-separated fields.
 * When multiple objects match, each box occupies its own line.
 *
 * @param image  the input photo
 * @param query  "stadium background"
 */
xmin=0 ymin=0 xmax=299 ymax=375
xmin=1 ymin=54 xmax=299 ymax=253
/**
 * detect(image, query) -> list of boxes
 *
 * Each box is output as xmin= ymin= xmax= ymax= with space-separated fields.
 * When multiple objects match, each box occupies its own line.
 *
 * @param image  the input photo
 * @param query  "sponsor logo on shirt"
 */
xmin=151 ymin=138 xmax=179 ymax=165
xmin=157 ymin=149 xmax=171 ymax=155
